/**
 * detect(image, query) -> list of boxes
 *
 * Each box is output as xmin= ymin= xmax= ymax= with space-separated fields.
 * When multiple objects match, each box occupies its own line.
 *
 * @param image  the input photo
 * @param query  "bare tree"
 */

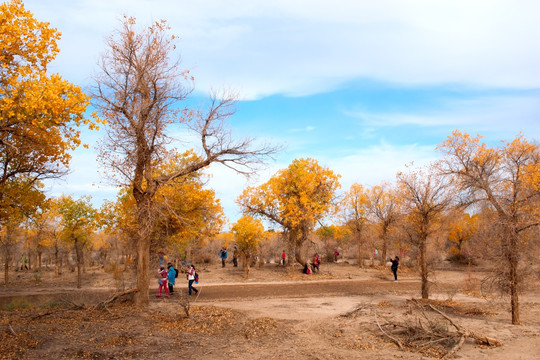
xmin=368 ymin=182 xmax=399 ymax=263
xmin=92 ymin=17 xmax=276 ymax=306
xmin=437 ymin=131 xmax=540 ymax=324
xmin=397 ymin=165 xmax=453 ymax=299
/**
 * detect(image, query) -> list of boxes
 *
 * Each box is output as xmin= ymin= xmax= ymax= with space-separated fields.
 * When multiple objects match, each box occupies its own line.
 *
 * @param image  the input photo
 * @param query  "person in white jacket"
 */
xmin=186 ymin=264 xmax=199 ymax=296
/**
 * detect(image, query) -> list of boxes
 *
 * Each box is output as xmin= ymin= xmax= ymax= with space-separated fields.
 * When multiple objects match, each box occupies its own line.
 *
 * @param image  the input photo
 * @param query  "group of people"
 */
xmin=156 ymin=262 xmax=199 ymax=298
xmin=156 ymin=251 xmax=401 ymax=298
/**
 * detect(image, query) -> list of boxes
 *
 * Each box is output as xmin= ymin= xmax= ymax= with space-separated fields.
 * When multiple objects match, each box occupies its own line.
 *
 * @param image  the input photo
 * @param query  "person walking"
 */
xmin=281 ymin=250 xmax=286 ymax=266
xmin=390 ymin=256 xmax=399 ymax=282
xmin=156 ymin=266 xmax=169 ymax=298
xmin=167 ymin=263 xmax=176 ymax=295
xmin=186 ymin=264 xmax=199 ymax=296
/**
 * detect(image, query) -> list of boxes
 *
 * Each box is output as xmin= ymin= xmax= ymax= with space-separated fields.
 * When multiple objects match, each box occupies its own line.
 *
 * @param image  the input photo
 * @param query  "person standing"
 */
xmin=186 ymin=264 xmax=199 ymax=296
xmin=233 ymin=247 xmax=239 ymax=267
xmin=219 ymin=247 xmax=227 ymax=267
xmin=390 ymin=256 xmax=399 ymax=282
xmin=156 ymin=266 xmax=169 ymax=298
xmin=281 ymin=250 xmax=286 ymax=265
xmin=167 ymin=263 xmax=176 ymax=295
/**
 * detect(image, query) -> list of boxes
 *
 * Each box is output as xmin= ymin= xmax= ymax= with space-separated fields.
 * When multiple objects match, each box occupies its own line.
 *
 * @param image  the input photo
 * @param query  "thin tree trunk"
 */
xmin=381 ymin=227 xmax=388 ymax=265
xmin=75 ymin=239 xmax=82 ymax=289
xmin=4 ymin=253 xmax=9 ymax=285
xmin=509 ymin=232 xmax=520 ymax=325
xmin=420 ymin=239 xmax=429 ymax=299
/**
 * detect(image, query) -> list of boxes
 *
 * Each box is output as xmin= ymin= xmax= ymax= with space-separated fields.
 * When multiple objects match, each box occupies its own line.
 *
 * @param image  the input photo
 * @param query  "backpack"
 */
xmin=195 ymin=272 xmax=199 ymax=282
xmin=174 ymin=268 xmax=179 ymax=278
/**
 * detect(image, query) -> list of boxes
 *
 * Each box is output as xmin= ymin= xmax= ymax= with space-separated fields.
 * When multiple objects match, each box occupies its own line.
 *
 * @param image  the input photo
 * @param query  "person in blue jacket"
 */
xmin=167 ymin=263 xmax=176 ymax=294
xmin=219 ymin=247 xmax=228 ymax=267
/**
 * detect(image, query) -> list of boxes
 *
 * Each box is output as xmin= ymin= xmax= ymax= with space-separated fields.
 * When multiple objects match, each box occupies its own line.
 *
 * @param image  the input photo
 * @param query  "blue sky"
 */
xmin=24 ymin=0 xmax=540 ymax=225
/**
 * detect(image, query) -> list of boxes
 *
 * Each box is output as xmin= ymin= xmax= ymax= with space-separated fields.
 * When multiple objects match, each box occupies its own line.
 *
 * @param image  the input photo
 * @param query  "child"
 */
xmin=156 ymin=266 xmax=169 ymax=298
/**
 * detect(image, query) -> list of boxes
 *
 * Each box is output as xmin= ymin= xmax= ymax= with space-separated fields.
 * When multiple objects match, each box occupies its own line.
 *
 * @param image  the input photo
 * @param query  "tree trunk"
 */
xmin=54 ymin=244 xmax=59 ymax=277
xmin=381 ymin=227 xmax=388 ymax=265
xmin=134 ymin=195 xmax=153 ymax=307
xmin=75 ymin=238 xmax=82 ymax=289
xmin=508 ymin=231 xmax=520 ymax=325
xmin=420 ymin=239 xmax=429 ymax=299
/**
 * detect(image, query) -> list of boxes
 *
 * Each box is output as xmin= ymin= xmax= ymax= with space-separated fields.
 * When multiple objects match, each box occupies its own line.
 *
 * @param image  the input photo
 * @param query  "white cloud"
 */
xmin=24 ymin=0 xmax=540 ymax=99
xmin=344 ymin=94 xmax=540 ymax=139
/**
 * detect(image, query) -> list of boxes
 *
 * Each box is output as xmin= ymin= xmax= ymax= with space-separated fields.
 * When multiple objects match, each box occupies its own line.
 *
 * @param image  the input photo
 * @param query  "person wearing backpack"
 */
xmin=167 ymin=263 xmax=176 ymax=295
xmin=186 ymin=264 xmax=199 ymax=296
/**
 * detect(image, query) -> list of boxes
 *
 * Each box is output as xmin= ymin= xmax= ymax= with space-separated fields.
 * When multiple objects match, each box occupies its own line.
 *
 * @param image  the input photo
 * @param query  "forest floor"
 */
xmin=1 ymin=260 xmax=539 ymax=359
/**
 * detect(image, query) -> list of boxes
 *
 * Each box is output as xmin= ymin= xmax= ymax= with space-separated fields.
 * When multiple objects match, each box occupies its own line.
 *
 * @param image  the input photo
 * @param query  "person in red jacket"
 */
xmin=156 ymin=266 xmax=169 ymax=298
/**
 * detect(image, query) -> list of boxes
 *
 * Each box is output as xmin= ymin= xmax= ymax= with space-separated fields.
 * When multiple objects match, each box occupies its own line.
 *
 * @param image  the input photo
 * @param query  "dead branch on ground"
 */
xmin=373 ymin=299 xmax=501 ymax=359
xmin=92 ymin=288 xmax=138 ymax=310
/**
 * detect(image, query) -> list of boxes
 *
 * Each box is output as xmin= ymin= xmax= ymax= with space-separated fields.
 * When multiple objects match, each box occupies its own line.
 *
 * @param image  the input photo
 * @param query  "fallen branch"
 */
xmin=374 ymin=309 xmax=403 ymax=350
xmin=92 ymin=288 xmax=138 ymax=310
xmin=8 ymin=323 xmax=17 ymax=336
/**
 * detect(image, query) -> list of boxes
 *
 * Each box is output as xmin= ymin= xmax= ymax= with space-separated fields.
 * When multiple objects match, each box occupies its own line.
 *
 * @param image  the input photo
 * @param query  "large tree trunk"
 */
xmin=420 ymin=238 xmax=429 ymax=299
xmin=134 ymin=194 xmax=154 ymax=307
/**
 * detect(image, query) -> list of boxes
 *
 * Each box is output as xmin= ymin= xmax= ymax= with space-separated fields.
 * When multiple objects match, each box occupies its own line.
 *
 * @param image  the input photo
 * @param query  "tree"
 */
xmin=231 ymin=215 xmax=264 ymax=276
xmin=92 ymin=17 xmax=276 ymax=306
xmin=56 ymin=195 xmax=96 ymax=289
xmin=238 ymin=158 xmax=340 ymax=267
xmin=0 ymin=0 xmax=98 ymax=227
xmin=341 ymin=183 xmax=370 ymax=267
xmin=397 ymin=166 xmax=452 ymax=299
xmin=152 ymin=152 xmax=225 ymax=260
xmin=367 ymin=182 xmax=399 ymax=263
xmin=446 ymin=211 xmax=478 ymax=263
xmin=438 ymin=131 xmax=540 ymax=324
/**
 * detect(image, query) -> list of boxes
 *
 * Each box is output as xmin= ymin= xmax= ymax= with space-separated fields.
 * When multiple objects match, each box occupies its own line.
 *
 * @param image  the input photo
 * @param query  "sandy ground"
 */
xmin=1 ymin=261 xmax=539 ymax=359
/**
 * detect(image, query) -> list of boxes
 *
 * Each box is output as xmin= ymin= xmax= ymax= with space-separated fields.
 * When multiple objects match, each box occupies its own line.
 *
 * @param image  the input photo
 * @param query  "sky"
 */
xmin=23 ymin=0 xmax=540 ymax=226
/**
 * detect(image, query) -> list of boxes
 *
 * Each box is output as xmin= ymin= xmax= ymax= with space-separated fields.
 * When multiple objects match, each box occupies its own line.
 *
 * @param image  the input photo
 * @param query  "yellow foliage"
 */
xmin=231 ymin=215 xmax=264 ymax=256
xmin=238 ymin=158 xmax=340 ymax=234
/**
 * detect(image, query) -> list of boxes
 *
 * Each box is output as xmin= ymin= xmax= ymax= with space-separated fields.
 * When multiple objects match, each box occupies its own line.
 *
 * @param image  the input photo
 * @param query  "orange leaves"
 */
xmin=1 ymin=0 xmax=98 ymax=199
xmin=238 ymin=158 xmax=340 ymax=233
xmin=231 ymin=215 xmax=264 ymax=255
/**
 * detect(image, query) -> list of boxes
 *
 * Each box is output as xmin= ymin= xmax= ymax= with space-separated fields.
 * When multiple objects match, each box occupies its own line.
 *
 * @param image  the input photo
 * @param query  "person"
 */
xmin=281 ymin=250 xmax=286 ymax=266
xmin=219 ymin=247 xmax=228 ymax=267
xmin=167 ymin=263 xmax=176 ymax=295
xmin=303 ymin=263 xmax=311 ymax=275
xmin=334 ymin=248 xmax=340 ymax=262
xmin=156 ymin=266 xmax=169 ymax=298
xmin=390 ymin=256 xmax=399 ymax=282
xmin=314 ymin=253 xmax=322 ymax=272
xmin=233 ymin=247 xmax=239 ymax=267
xmin=186 ymin=264 xmax=199 ymax=296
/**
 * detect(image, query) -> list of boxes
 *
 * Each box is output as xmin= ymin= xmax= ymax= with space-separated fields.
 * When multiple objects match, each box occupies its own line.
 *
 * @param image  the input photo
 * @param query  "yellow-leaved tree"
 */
xmin=341 ymin=183 xmax=370 ymax=267
xmin=231 ymin=215 xmax=264 ymax=276
xmin=56 ymin=195 xmax=96 ymax=289
xmin=238 ymin=158 xmax=340 ymax=267
xmin=0 ymin=0 xmax=100 ymax=238
xmin=446 ymin=211 xmax=478 ymax=263
xmin=438 ymin=130 xmax=540 ymax=324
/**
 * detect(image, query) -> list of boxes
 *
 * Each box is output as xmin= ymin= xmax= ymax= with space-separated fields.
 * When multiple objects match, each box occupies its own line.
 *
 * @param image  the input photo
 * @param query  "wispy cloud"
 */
xmin=26 ymin=0 xmax=540 ymax=99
